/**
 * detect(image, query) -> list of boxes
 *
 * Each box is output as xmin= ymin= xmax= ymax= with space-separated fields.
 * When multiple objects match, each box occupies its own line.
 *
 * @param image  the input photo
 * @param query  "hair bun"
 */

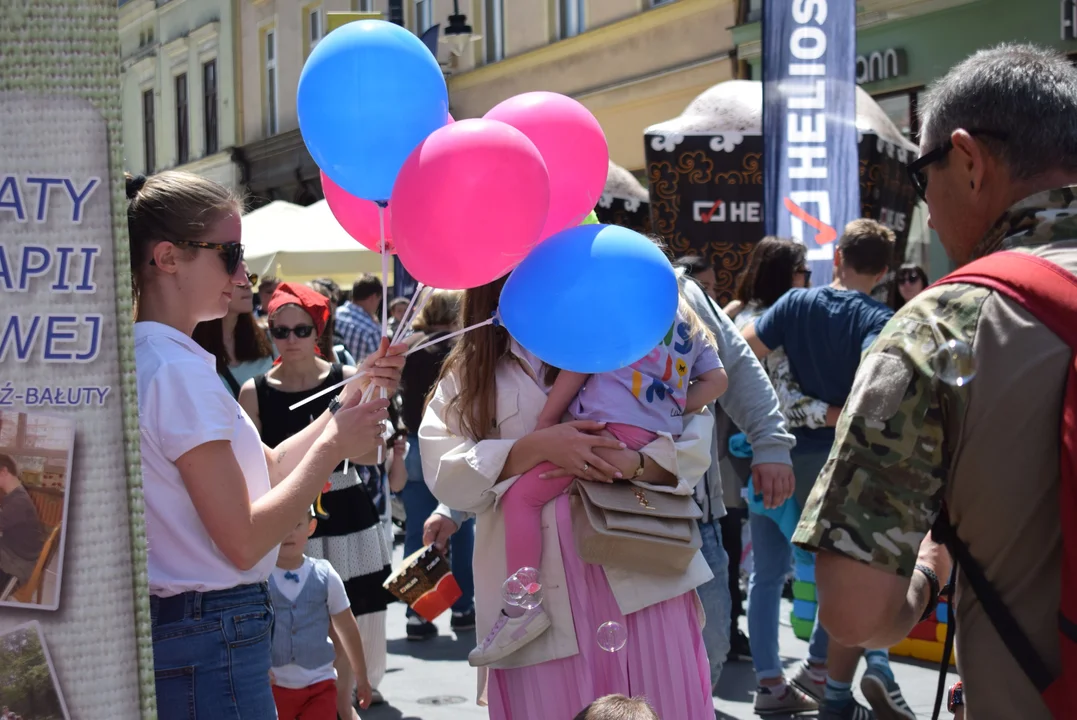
xmin=125 ymin=174 xmax=147 ymax=200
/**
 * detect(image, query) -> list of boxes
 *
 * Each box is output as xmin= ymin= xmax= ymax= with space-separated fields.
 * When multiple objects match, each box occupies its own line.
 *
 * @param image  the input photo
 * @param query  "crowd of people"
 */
xmin=122 ymin=41 xmax=1075 ymax=720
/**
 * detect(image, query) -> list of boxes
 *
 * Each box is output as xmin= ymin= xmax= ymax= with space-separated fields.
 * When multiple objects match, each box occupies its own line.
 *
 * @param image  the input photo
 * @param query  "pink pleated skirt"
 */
xmin=487 ymin=495 xmax=713 ymax=719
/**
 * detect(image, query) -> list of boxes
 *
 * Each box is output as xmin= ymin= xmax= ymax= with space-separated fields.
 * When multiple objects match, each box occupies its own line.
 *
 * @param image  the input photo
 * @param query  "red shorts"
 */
xmin=272 ymin=679 xmax=337 ymax=720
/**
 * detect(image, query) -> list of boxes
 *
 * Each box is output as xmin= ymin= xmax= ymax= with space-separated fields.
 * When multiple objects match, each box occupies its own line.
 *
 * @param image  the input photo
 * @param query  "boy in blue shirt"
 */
xmin=743 ymin=220 xmax=913 ymax=720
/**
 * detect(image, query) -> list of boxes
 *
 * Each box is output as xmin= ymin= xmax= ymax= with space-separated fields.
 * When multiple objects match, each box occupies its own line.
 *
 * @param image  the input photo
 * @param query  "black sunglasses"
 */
xmin=906 ymin=129 xmax=1009 ymax=201
xmin=795 ymin=267 xmax=812 ymax=280
xmin=150 ymin=239 xmax=244 ymax=276
xmin=897 ymin=271 xmax=922 ymax=284
xmin=246 ymin=272 xmax=259 ymax=288
xmin=269 ymin=324 xmax=316 ymax=340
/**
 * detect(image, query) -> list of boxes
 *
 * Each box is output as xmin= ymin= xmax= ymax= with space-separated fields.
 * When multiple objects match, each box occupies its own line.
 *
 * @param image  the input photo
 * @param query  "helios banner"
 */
xmin=763 ymin=0 xmax=859 ymax=285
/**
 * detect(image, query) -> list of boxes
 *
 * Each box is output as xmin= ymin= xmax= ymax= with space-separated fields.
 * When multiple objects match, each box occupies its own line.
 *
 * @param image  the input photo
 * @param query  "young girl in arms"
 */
xmin=468 ymin=298 xmax=728 ymax=666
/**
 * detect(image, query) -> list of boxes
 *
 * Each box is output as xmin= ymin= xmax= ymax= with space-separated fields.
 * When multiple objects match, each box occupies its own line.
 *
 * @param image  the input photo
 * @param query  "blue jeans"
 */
xmin=150 ymin=583 xmax=275 ymax=720
xmin=401 ymin=433 xmax=475 ymax=616
xmin=696 ymin=516 xmax=732 ymax=691
xmin=747 ymin=512 xmax=828 ymax=682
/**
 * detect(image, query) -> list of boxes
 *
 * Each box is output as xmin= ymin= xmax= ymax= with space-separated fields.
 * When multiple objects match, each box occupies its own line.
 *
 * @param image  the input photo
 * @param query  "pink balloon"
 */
xmin=320 ymin=112 xmax=453 ymax=253
xmin=322 ymin=171 xmax=395 ymax=253
xmin=391 ymin=118 xmax=550 ymax=290
xmin=484 ymin=92 xmax=608 ymax=241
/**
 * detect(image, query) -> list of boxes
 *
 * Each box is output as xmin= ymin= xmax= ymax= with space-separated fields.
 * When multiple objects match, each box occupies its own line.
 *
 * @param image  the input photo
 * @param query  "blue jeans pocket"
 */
xmin=225 ymin=607 xmax=273 ymax=648
xmin=155 ymin=665 xmax=196 ymax=720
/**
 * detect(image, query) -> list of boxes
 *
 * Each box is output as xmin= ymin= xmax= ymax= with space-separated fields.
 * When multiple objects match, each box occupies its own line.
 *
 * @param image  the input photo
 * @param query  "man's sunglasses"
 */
xmin=269 ymin=324 xmax=316 ymax=340
xmin=906 ymin=129 xmax=1008 ymax=201
xmin=150 ymin=239 xmax=244 ymax=276
xmin=795 ymin=267 xmax=812 ymax=281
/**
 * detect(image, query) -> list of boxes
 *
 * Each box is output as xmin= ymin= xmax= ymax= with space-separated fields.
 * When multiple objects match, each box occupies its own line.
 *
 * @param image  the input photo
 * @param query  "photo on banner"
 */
xmin=0 ymin=621 xmax=71 ymax=720
xmin=0 ymin=412 xmax=75 ymax=611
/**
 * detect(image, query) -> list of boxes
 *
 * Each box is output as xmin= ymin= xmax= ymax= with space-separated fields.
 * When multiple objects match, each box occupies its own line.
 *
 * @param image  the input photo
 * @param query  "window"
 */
xmin=142 ymin=88 xmax=155 ymax=173
xmin=203 ymin=60 xmax=218 ymax=155
xmin=22 ymin=416 xmax=72 ymax=452
xmin=175 ymin=73 xmax=189 ymax=165
xmin=558 ymin=0 xmax=584 ymax=39
xmin=414 ymin=0 xmax=433 ymax=33
xmin=307 ymin=5 xmax=325 ymax=53
xmin=353 ymin=0 xmax=374 ymax=10
xmin=484 ymin=0 xmax=503 ymax=63
xmin=874 ymin=88 xmax=923 ymax=142
xmin=264 ymin=28 xmax=279 ymax=136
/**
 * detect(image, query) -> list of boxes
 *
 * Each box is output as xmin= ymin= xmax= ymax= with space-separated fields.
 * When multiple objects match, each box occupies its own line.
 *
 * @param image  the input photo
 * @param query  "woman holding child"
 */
xmin=420 ymin=274 xmax=720 ymax=719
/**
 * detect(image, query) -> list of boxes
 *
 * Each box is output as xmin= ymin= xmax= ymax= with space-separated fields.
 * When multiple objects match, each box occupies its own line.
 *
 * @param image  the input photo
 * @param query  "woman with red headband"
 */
xmin=239 ymin=282 xmax=407 ymax=714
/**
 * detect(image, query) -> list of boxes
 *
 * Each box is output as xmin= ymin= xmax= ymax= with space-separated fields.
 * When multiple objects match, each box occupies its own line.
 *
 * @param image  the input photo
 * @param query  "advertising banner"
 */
xmin=644 ymin=130 xmax=916 ymax=304
xmin=645 ymin=132 xmax=764 ymax=304
xmin=763 ymin=0 xmax=859 ymax=286
xmin=0 ymin=2 xmax=152 ymax=718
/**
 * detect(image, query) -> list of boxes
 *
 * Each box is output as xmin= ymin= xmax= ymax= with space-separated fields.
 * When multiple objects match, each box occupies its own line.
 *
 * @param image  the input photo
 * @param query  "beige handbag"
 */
xmin=570 ymin=479 xmax=703 ymax=575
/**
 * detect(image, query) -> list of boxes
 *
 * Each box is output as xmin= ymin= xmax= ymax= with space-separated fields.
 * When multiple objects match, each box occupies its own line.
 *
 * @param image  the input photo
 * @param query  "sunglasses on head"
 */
xmin=150 ymin=239 xmax=244 ymax=276
xmin=269 ymin=324 xmax=316 ymax=340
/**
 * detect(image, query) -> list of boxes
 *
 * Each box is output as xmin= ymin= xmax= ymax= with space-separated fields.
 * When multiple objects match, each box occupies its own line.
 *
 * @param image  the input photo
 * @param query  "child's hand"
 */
xmin=355 ymin=675 xmax=373 ymax=709
xmin=391 ymin=436 xmax=407 ymax=463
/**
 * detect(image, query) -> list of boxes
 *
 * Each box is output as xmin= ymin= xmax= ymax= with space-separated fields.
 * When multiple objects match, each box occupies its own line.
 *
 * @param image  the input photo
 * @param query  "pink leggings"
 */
xmin=500 ymin=422 xmax=659 ymax=582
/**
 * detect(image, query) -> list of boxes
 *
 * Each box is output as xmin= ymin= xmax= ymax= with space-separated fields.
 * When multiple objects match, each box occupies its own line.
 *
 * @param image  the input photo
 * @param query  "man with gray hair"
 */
xmin=792 ymin=43 xmax=1077 ymax=719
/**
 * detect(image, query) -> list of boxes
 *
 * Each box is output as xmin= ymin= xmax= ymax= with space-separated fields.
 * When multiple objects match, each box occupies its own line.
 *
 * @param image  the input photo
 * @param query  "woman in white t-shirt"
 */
xmin=126 ymin=171 xmax=404 ymax=720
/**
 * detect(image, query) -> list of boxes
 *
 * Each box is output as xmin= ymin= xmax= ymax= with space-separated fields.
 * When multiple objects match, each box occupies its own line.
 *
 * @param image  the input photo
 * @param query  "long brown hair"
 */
xmin=192 ymin=313 xmax=274 ymax=374
xmin=733 ymin=236 xmax=806 ymax=307
xmin=429 ymin=277 xmax=511 ymax=442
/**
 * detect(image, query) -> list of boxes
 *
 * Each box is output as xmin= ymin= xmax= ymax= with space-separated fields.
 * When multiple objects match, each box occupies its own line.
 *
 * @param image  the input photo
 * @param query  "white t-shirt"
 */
xmin=135 ymin=322 xmax=277 ymax=596
xmin=270 ymin=557 xmax=351 ymax=689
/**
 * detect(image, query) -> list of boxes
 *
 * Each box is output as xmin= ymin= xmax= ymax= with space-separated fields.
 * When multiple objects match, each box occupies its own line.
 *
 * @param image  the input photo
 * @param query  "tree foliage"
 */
xmin=0 ymin=628 xmax=64 ymax=719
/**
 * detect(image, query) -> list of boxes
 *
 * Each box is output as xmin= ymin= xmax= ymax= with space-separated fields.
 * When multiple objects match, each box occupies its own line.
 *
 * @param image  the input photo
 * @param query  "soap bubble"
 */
xmin=514 ymin=567 xmax=540 ymax=588
xmin=931 ymin=339 xmax=977 ymax=387
xmin=501 ymin=575 xmax=526 ymax=606
xmin=517 ymin=584 xmax=544 ymax=610
xmin=597 ymin=621 xmax=627 ymax=652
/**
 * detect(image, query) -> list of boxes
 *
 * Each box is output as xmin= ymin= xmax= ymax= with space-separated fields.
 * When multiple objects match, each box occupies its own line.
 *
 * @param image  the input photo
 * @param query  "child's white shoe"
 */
xmin=467 ymin=606 xmax=551 ymax=667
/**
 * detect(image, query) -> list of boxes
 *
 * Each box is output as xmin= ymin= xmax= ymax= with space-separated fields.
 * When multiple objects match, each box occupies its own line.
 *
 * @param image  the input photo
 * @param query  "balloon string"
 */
xmin=377 ymin=203 xmax=389 ymax=465
xmin=391 ymin=283 xmax=428 ymax=346
xmin=405 ymin=317 xmax=494 ymax=356
xmin=288 ymin=369 xmax=371 ymax=411
xmin=393 ymin=286 xmax=432 ymax=347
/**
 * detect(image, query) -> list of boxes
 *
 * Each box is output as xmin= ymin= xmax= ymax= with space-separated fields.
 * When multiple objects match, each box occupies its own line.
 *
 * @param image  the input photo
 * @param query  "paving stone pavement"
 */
xmin=360 ymin=544 xmax=958 ymax=720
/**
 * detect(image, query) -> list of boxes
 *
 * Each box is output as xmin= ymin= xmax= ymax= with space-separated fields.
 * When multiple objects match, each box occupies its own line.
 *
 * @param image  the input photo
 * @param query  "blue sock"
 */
xmin=864 ymin=648 xmax=895 ymax=683
xmin=824 ymin=678 xmax=853 ymax=707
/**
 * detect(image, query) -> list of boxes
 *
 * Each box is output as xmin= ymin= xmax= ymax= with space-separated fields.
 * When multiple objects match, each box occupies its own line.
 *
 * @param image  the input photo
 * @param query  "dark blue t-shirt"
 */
xmin=755 ymin=286 xmax=894 ymax=453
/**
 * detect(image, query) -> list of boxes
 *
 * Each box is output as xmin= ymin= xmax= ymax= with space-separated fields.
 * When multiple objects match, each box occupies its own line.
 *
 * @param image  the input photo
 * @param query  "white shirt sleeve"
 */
xmin=324 ymin=563 xmax=351 ymax=616
xmin=148 ymin=359 xmax=238 ymax=462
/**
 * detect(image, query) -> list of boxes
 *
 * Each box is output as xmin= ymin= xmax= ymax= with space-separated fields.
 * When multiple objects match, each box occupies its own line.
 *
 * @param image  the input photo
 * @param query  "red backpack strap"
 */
xmin=934 ymin=250 xmax=1077 ymax=719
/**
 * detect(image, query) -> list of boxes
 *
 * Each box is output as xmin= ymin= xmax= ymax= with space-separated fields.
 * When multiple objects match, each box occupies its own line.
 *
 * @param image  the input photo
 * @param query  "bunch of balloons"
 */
xmin=298 ymin=19 xmax=678 ymax=373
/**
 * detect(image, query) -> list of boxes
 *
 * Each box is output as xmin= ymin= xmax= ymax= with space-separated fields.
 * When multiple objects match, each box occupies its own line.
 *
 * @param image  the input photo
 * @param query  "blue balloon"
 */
xmin=499 ymin=224 xmax=679 ymax=374
xmin=298 ymin=20 xmax=449 ymax=202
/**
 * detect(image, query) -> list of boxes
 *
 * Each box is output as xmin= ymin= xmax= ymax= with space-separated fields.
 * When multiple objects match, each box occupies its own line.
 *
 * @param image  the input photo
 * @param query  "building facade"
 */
xmin=232 ymin=0 xmax=741 ymax=203
xmin=119 ymin=0 xmax=241 ymax=190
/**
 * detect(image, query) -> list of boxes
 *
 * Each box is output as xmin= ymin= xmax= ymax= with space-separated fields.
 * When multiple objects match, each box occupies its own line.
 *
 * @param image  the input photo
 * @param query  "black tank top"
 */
xmin=255 ymin=363 xmax=345 ymax=449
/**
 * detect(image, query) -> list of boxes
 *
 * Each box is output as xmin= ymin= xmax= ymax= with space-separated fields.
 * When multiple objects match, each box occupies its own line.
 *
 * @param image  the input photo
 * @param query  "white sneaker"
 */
xmin=467 ymin=607 xmax=551 ymax=667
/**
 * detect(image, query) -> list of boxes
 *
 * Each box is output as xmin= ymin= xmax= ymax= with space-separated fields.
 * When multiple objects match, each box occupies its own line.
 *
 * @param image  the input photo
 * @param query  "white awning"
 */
xmin=242 ymin=199 xmax=386 ymax=282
